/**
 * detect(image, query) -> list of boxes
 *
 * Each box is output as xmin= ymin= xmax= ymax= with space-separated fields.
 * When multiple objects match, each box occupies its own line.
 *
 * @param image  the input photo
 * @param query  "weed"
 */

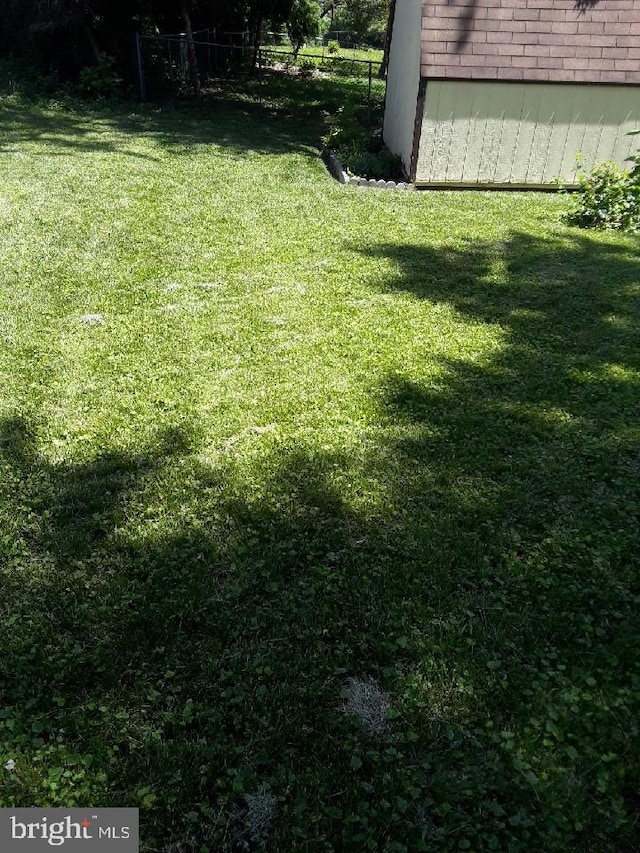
xmin=344 ymin=676 xmax=392 ymax=735
xmin=565 ymin=141 xmax=640 ymax=231
xmin=243 ymin=785 xmax=277 ymax=843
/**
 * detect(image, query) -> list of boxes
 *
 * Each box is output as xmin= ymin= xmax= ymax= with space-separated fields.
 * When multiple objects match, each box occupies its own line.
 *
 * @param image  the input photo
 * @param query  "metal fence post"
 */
xmin=135 ymin=32 xmax=146 ymax=101
xmin=367 ymin=60 xmax=372 ymax=125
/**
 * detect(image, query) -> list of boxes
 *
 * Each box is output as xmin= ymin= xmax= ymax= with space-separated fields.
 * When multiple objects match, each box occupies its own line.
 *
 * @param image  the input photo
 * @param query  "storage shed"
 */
xmin=383 ymin=0 xmax=640 ymax=187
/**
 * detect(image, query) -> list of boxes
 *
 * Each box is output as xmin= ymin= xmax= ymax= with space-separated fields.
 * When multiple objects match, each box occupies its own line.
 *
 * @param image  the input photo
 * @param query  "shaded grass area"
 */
xmin=0 ymin=85 xmax=639 ymax=852
xmin=0 ymin=71 xmax=381 ymax=154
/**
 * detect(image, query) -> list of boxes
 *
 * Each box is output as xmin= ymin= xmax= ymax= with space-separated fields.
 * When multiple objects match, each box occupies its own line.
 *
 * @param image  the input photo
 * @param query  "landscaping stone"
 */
xmin=322 ymin=148 xmax=415 ymax=191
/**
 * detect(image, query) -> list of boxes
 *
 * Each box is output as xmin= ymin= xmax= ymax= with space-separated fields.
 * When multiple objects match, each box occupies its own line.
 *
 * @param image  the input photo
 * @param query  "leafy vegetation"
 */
xmin=566 ymin=140 xmax=640 ymax=232
xmin=286 ymin=0 xmax=321 ymax=56
xmin=0 ymin=78 xmax=639 ymax=852
xmin=322 ymin=81 xmax=401 ymax=180
xmin=78 ymin=54 xmax=123 ymax=100
xmin=326 ymin=0 xmax=389 ymax=47
xmin=0 ymin=0 xmax=390 ymax=89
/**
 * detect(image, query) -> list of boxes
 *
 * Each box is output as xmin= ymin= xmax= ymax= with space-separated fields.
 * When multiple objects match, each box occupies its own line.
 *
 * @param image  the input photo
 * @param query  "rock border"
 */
xmin=322 ymin=148 xmax=415 ymax=191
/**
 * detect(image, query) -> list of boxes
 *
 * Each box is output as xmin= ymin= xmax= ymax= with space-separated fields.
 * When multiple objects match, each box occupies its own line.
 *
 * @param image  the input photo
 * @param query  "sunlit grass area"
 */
xmin=0 ymin=81 xmax=639 ymax=852
xmin=265 ymin=42 xmax=383 ymax=64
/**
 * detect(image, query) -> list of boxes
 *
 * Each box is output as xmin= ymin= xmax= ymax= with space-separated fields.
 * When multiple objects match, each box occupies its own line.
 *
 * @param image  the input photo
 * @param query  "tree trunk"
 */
xmin=181 ymin=0 xmax=201 ymax=96
xmin=251 ymin=15 xmax=264 ymax=72
xmin=379 ymin=0 xmax=395 ymax=78
xmin=79 ymin=10 xmax=101 ymax=63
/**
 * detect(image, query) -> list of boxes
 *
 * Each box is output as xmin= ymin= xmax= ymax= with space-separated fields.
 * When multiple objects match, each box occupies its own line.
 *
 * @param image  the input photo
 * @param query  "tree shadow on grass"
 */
xmin=0 ymin=230 xmax=639 ymax=850
xmin=0 ymin=73 xmax=372 ymax=159
xmin=0 ymin=99 xmax=310 ymax=159
xmin=0 ymin=416 xmax=408 ymax=848
xmin=361 ymin=228 xmax=640 ymax=849
xmin=365 ymin=230 xmax=640 ymax=600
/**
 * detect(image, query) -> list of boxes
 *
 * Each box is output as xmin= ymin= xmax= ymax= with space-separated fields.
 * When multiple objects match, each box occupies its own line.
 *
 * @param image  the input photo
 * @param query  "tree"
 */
xmin=378 ymin=0 xmax=393 ymax=77
xmin=180 ymin=0 xmax=201 ymax=95
xmin=0 ymin=0 xmax=102 ymax=74
xmin=0 ymin=0 xmax=332 ymax=83
xmin=328 ymin=0 xmax=388 ymax=47
xmin=286 ymin=0 xmax=320 ymax=58
xmin=245 ymin=0 xmax=293 ymax=70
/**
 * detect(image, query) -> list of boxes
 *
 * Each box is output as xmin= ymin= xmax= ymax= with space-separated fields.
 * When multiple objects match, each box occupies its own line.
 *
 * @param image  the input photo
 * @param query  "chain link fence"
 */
xmin=135 ymin=33 xmax=382 ymax=117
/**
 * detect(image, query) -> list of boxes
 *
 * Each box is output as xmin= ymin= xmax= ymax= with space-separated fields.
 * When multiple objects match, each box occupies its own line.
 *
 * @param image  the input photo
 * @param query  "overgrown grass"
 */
xmin=1 ymin=80 xmax=639 ymax=852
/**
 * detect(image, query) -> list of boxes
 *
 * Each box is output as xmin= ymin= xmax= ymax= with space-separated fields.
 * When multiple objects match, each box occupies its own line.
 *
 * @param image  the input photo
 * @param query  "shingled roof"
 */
xmin=421 ymin=0 xmax=640 ymax=83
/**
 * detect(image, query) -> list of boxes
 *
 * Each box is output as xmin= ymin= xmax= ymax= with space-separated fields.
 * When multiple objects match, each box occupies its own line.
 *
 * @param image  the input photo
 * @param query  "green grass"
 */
xmin=0 ymin=78 xmax=639 ymax=852
xmin=265 ymin=43 xmax=383 ymax=65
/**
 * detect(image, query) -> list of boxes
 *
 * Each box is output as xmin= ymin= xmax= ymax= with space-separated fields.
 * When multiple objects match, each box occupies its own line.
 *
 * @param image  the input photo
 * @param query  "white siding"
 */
xmin=415 ymin=81 xmax=640 ymax=187
xmin=382 ymin=0 xmax=422 ymax=177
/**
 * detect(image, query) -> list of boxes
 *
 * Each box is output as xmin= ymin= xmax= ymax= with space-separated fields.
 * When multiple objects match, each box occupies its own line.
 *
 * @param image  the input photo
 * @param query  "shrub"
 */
xmin=323 ymin=105 xmax=366 ymax=152
xmin=297 ymin=57 xmax=317 ymax=76
xmin=0 ymin=60 xmax=62 ymax=100
xmin=327 ymin=40 xmax=340 ymax=55
xmin=347 ymin=147 xmax=402 ymax=181
xmin=322 ymin=88 xmax=399 ymax=180
xmin=78 ymin=54 xmax=122 ymax=100
xmin=566 ymin=141 xmax=640 ymax=232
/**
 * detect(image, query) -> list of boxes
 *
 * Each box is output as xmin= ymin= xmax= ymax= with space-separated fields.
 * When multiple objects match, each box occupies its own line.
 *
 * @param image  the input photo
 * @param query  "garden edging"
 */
xmin=322 ymin=148 xmax=415 ymax=191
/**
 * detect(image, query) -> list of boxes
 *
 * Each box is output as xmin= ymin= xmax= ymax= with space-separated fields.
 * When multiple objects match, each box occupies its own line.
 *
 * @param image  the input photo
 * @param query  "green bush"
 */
xmin=329 ymin=0 xmax=388 ymax=48
xmin=566 ymin=141 xmax=640 ymax=232
xmin=322 ymin=87 xmax=399 ymax=179
xmin=327 ymin=40 xmax=340 ymax=55
xmin=324 ymin=113 xmax=402 ymax=181
xmin=323 ymin=105 xmax=366 ymax=153
xmin=347 ymin=146 xmax=402 ymax=181
xmin=297 ymin=57 xmax=317 ymax=76
xmin=0 ymin=60 xmax=63 ymax=100
xmin=318 ymin=56 xmax=369 ymax=77
xmin=78 ymin=54 xmax=122 ymax=100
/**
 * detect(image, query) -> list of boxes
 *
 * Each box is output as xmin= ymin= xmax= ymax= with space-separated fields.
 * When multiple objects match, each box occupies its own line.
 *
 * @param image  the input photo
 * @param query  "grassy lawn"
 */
xmin=264 ymin=43 xmax=384 ymax=65
xmin=0 ymin=78 xmax=639 ymax=852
